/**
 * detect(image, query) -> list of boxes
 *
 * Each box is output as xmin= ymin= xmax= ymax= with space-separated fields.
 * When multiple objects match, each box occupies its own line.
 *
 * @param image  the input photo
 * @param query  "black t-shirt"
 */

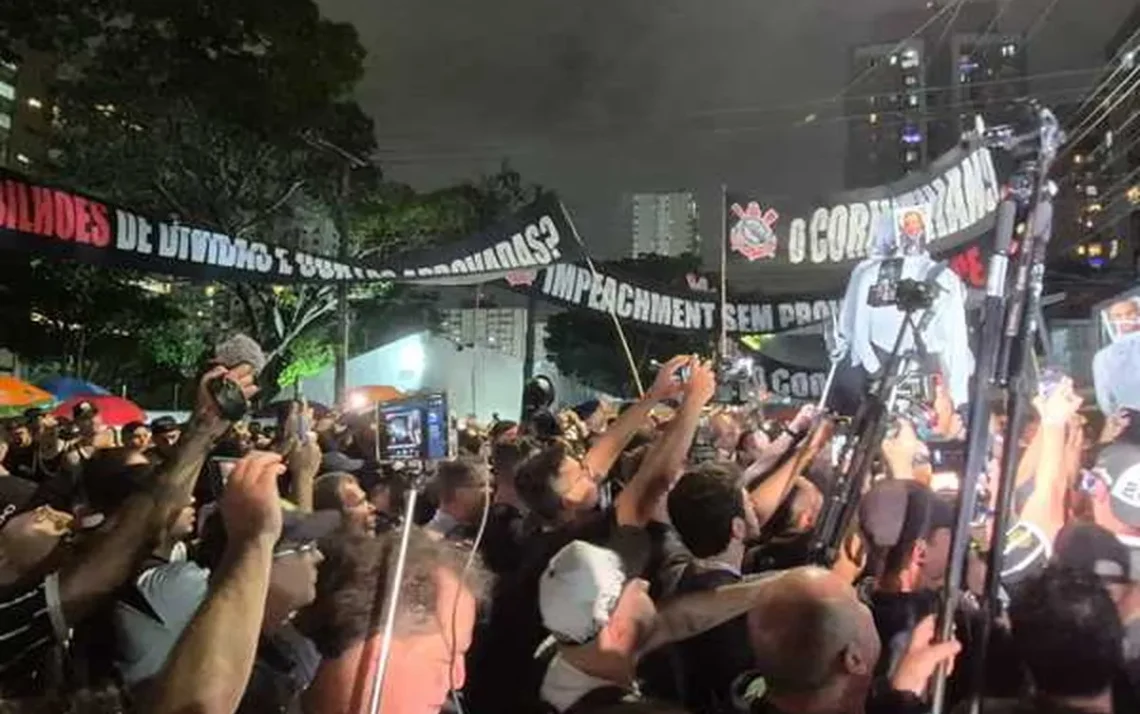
xmin=464 ymin=508 xmax=649 ymax=714
xmin=2 ymin=445 xmax=35 ymax=481
xmin=1000 ymin=520 xmax=1051 ymax=590
xmin=479 ymin=502 xmax=530 ymax=575
xmin=659 ymin=565 xmax=753 ymax=714
xmin=870 ymin=590 xmax=1022 ymax=707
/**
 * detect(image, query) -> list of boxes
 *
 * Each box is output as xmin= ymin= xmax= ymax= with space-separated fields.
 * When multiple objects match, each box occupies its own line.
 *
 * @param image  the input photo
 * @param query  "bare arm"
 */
xmin=57 ymin=365 xmax=258 ymax=628
xmin=745 ymin=418 xmax=833 ymax=528
xmin=616 ymin=360 xmax=715 ymax=527
xmin=1020 ymin=379 xmax=1082 ymax=544
xmin=150 ymin=452 xmax=284 ymax=714
xmin=638 ymin=570 xmax=785 ymax=655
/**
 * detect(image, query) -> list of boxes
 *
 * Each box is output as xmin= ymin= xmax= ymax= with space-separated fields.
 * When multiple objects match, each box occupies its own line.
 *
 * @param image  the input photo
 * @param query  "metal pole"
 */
xmin=719 ymin=184 xmax=729 ymax=361
xmin=521 ymin=287 xmax=539 ymax=419
xmin=367 ymin=486 xmax=419 ymax=714
xmin=334 ymin=162 xmax=352 ymax=407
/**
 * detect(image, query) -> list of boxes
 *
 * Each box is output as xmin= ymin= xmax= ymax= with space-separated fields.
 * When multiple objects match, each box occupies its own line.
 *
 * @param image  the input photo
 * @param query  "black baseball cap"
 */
xmin=0 ymin=477 xmax=47 ymax=532
xmin=151 ymin=416 xmax=181 ymax=435
xmin=72 ymin=400 xmax=99 ymax=421
xmin=1094 ymin=443 xmax=1140 ymax=528
xmin=197 ymin=509 xmax=341 ymax=570
xmin=1053 ymin=522 xmax=1134 ymax=583
xmin=859 ymin=480 xmax=956 ymax=576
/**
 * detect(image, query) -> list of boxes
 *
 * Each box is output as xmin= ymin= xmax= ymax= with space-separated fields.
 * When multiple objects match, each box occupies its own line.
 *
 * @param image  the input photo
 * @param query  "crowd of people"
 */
xmin=0 ymin=346 xmax=1133 ymax=714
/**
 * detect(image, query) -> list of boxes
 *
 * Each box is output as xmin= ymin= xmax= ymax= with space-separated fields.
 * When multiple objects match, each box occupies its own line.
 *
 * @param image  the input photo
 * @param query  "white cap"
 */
xmin=539 ymin=540 xmax=627 ymax=644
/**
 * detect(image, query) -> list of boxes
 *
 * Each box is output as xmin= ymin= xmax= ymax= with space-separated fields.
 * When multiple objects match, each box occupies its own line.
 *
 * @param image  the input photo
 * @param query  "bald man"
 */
xmin=746 ymin=567 xmax=959 ymax=714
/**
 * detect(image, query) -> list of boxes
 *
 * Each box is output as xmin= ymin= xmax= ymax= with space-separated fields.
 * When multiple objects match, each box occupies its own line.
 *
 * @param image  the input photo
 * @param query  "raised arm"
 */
xmin=583 ymin=355 xmax=689 ymax=481
xmin=744 ymin=415 xmax=833 ymax=528
xmin=1019 ymin=378 xmax=1082 ymax=544
xmin=616 ymin=359 xmax=715 ymax=527
xmin=56 ymin=364 xmax=258 ymax=627
xmin=150 ymin=451 xmax=284 ymax=714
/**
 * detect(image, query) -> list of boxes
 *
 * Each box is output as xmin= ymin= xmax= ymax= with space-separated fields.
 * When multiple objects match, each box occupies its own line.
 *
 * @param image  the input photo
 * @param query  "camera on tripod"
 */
xmin=894 ymin=278 xmax=936 ymax=312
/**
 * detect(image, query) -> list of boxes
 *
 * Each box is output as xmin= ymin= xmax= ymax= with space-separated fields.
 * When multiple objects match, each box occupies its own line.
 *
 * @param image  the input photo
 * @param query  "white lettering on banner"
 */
xmin=758 ymin=366 xmax=829 ymax=399
xmin=782 ymin=147 xmax=999 ymax=265
xmin=392 ymin=214 xmax=563 ymax=280
xmin=538 ymin=263 xmax=838 ymax=333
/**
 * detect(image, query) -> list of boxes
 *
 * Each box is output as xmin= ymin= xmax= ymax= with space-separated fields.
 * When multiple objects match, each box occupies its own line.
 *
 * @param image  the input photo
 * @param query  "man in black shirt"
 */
xmin=2 ymin=418 xmax=35 ymax=481
xmin=644 ymin=462 xmax=755 ymax=713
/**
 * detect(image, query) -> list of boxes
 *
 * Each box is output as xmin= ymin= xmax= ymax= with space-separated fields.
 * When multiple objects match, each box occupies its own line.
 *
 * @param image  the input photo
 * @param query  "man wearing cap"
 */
xmin=148 ymin=416 xmax=182 ymax=465
xmin=122 ymin=421 xmax=152 ymax=453
xmin=858 ymin=479 xmax=1011 ymax=709
xmin=538 ymin=540 xmax=805 ymax=713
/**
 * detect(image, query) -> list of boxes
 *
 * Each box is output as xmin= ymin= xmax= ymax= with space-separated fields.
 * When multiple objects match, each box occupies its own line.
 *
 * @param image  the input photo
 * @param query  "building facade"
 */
xmin=844 ymin=3 xmax=1026 ymax=189
xmin=630 ymin=192 xmax=699 ymax=257
xmin=0 ymin=50 xmax=51 ymax=171
xmin=438 ymin=307 xmax=549 ymax=363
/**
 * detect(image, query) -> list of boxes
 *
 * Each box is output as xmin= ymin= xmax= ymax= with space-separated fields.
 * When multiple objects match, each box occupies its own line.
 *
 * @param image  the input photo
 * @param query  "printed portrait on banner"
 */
xmin=1101 ymin=296 xmax=1140 ymax=344
xmin=893 ymin=204 xmax=931 ymax=256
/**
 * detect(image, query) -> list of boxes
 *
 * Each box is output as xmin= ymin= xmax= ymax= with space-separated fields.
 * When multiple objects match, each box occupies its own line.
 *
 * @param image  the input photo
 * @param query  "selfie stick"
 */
xmin=367 ymin=485 xmax=419 ymax=714
xmin=817 ymin=313 xmax=841 ymax=411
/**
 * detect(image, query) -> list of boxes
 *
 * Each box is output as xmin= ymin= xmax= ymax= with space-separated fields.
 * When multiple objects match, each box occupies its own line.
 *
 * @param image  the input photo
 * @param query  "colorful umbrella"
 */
xmin=346 ymin=385 xmax=404 ymax=409
xmin=37 ymin=376 xmax=111 ymax=402
xmin=0 ymin=376 xmax=56 ymax=417
xmin=52 ymin=395 xmax=146 ymax=427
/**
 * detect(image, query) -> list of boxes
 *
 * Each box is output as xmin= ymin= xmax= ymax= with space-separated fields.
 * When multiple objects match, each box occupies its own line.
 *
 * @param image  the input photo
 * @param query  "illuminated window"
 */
xmin=905 ymin=150 xmax=919 ymax=163
xmin=14 ymin=153 xmax=29 ymax=165
xmin=1074 ymin=154 xmax=1083 ymax=165
xmin=904 ymin=75 xmax=918 ymax=86
xmin=0 ymin=82 xmax=13 ymax=101
xmin=907 ymin=94 xmax=919 ymax=107
xmin=0 ymin=114 xmax=9 ymax=130
xmin=26 ymin=97 xmax=42 ymax=109
xmin=869 ymin=113 xmax=879 ymax=124
xmin=890 ymin=55 xmax=899 ymax=66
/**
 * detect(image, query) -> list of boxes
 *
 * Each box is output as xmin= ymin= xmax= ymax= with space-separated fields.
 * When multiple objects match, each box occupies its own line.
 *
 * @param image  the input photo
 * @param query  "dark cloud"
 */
xmin=318 ymin=0 xmax=1136 ymax=261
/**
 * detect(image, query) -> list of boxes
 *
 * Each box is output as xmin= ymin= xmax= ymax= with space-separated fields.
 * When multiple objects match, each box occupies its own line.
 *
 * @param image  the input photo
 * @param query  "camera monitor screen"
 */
xmin=380 ymin=391 xmax=449 ymax=461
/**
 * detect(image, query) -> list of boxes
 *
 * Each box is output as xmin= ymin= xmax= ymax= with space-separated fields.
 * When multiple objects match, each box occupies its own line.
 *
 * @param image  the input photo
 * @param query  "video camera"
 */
xmin=521 ymin=375 xmax=562 ymax=439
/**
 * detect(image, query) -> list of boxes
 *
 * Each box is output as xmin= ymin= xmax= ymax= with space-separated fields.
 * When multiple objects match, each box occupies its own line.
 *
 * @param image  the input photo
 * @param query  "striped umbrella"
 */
xmin=0 ymin=376 xmax=56 ymax=418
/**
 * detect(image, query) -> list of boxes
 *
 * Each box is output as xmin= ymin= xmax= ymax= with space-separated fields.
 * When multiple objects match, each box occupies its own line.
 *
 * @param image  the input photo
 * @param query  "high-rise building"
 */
xmin=1056 ymin=5 xmax=1140 ymax=274
xmin=845 ymin=3 xmax=1026 ymax=188
xmin=0 ymin=50 xmax=51 ymax=171
xmin=630 ymin=192 xmax=699 ymax=257
xmin=845 ymin=41 xmax=929 ymax=188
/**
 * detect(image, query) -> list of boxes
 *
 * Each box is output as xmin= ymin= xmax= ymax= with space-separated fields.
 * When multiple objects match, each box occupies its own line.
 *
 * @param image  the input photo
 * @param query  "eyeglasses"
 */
xmin=273 ymin=542 xmax=320 ymax=559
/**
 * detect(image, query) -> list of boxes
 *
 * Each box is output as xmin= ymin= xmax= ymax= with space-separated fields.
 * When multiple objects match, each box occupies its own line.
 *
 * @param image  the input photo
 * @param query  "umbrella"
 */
xmin=37 ymin=376 xmax=111 ymax=402
xmin=52 ymin=395 xmax=146 ymax=427
xmin=347 ymin=385 xmax=404 ymax=408
xmin=0 ymin=377 xmax=55 ymax=418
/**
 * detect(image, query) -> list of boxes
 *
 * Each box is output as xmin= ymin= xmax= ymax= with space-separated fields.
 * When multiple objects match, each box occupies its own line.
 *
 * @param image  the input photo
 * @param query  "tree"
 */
xmin=0 ymin=259 xmax=180 ymax=385
xmin=277 ymin=334 xmax=335 ymax=395
xmin=543 ymin=254 xmax=710 ymax=396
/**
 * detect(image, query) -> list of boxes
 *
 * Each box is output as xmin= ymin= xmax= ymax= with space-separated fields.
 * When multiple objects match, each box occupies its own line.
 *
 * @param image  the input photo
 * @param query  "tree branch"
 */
xmin=235 ymin=179 xmax=305 ymax=237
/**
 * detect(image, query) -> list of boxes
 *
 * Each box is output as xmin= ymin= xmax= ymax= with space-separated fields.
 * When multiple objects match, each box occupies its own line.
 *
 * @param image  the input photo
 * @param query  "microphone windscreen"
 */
xmin=215 ymin=333 xmax=267 ymax=375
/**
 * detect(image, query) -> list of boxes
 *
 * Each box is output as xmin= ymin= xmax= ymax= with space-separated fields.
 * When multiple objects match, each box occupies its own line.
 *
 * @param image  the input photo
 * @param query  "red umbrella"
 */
xmin=53 ymin=395 xmax=147 ymax=427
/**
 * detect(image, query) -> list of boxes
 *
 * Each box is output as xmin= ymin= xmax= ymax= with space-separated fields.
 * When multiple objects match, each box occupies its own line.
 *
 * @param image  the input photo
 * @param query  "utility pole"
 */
xmin=299 ymin=132 xmax=369 ymax=407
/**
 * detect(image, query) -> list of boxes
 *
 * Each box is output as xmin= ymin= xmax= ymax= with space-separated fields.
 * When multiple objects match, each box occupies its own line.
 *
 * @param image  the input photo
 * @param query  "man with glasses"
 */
xmin=1095 ymin=298 xmax=1140 ymax=416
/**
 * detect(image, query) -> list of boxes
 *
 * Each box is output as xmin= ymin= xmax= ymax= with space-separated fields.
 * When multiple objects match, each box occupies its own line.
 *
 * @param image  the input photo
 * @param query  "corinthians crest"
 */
xmin=729 ymin=201 xmax=779 ymax=261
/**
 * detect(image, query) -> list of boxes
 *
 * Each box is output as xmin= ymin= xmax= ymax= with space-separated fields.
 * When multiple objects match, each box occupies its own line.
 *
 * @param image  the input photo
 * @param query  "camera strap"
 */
xmin=914 ymin=263 xmax=950 ymax=334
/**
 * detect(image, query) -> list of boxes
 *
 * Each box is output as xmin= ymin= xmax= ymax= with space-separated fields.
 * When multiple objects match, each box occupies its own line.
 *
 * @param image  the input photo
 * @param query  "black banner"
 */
xmin=520 ymin=262 xmax=840 ymax=335
xmin=0 ymin=170 xmax=581 ymax=285
xmin=753 ymin=352 xmax=829 ymax=402
xmin=726 ymin=142 xmax=1001 ymax=269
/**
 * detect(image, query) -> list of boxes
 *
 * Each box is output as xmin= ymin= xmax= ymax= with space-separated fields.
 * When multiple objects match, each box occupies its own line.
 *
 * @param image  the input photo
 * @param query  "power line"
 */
xmin=374 ymin=67 xmax=1106 ymax=159
xmin=1058 ymin=68 xmax=1140 ymax=160
xmin=373 ymin=84 xmax=1101 ymax=165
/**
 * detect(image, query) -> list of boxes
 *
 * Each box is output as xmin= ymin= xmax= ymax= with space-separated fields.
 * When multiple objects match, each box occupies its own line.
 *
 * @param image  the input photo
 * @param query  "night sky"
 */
xmin=316 ymin=0 xmax=1136 ymax=269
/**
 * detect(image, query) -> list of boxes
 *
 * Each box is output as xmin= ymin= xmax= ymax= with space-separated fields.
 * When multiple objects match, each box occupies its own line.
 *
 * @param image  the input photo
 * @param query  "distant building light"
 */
xmin=26 ymin=97 xmax=42 ymax=109
xmin=1106 ymin=130 xmax=1114 ymax=148
xmin=1125 ymin=49 xmax=1137 ymax=70
xmin=869 ymin=112 xmax=879 ymax=124
xmin=1088 ymin=242 xmax=1104 ymax=257
xmin=1085 ymin=220 xmax=1095 ymax=229
xmin=905 ymin=150 xmax=919 ymax=163
xmin=0 ymin=81 xmax=14 ymax=101
xmin=901 ymin=125 xmax=923 ymax=145
xmin=1077 ymin=245 xmax=1087 ymax=256
xmin=14 ymin=153 xmax=30 ymax=165
xmin=1074 ymin=154 xmax=1083 ymax=165
xmin=1111 ymin=240 xmax=1121 ymax=259
xmin=1087 ymin=203 xmax=1103 ymax=213
xmin=907 ymin=93 xmax=919 ymax=107
xmin=1128 ymin=185 xmax=1140 ymax=205
xmin=890 ymin=54 xmax=899 ymax=66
